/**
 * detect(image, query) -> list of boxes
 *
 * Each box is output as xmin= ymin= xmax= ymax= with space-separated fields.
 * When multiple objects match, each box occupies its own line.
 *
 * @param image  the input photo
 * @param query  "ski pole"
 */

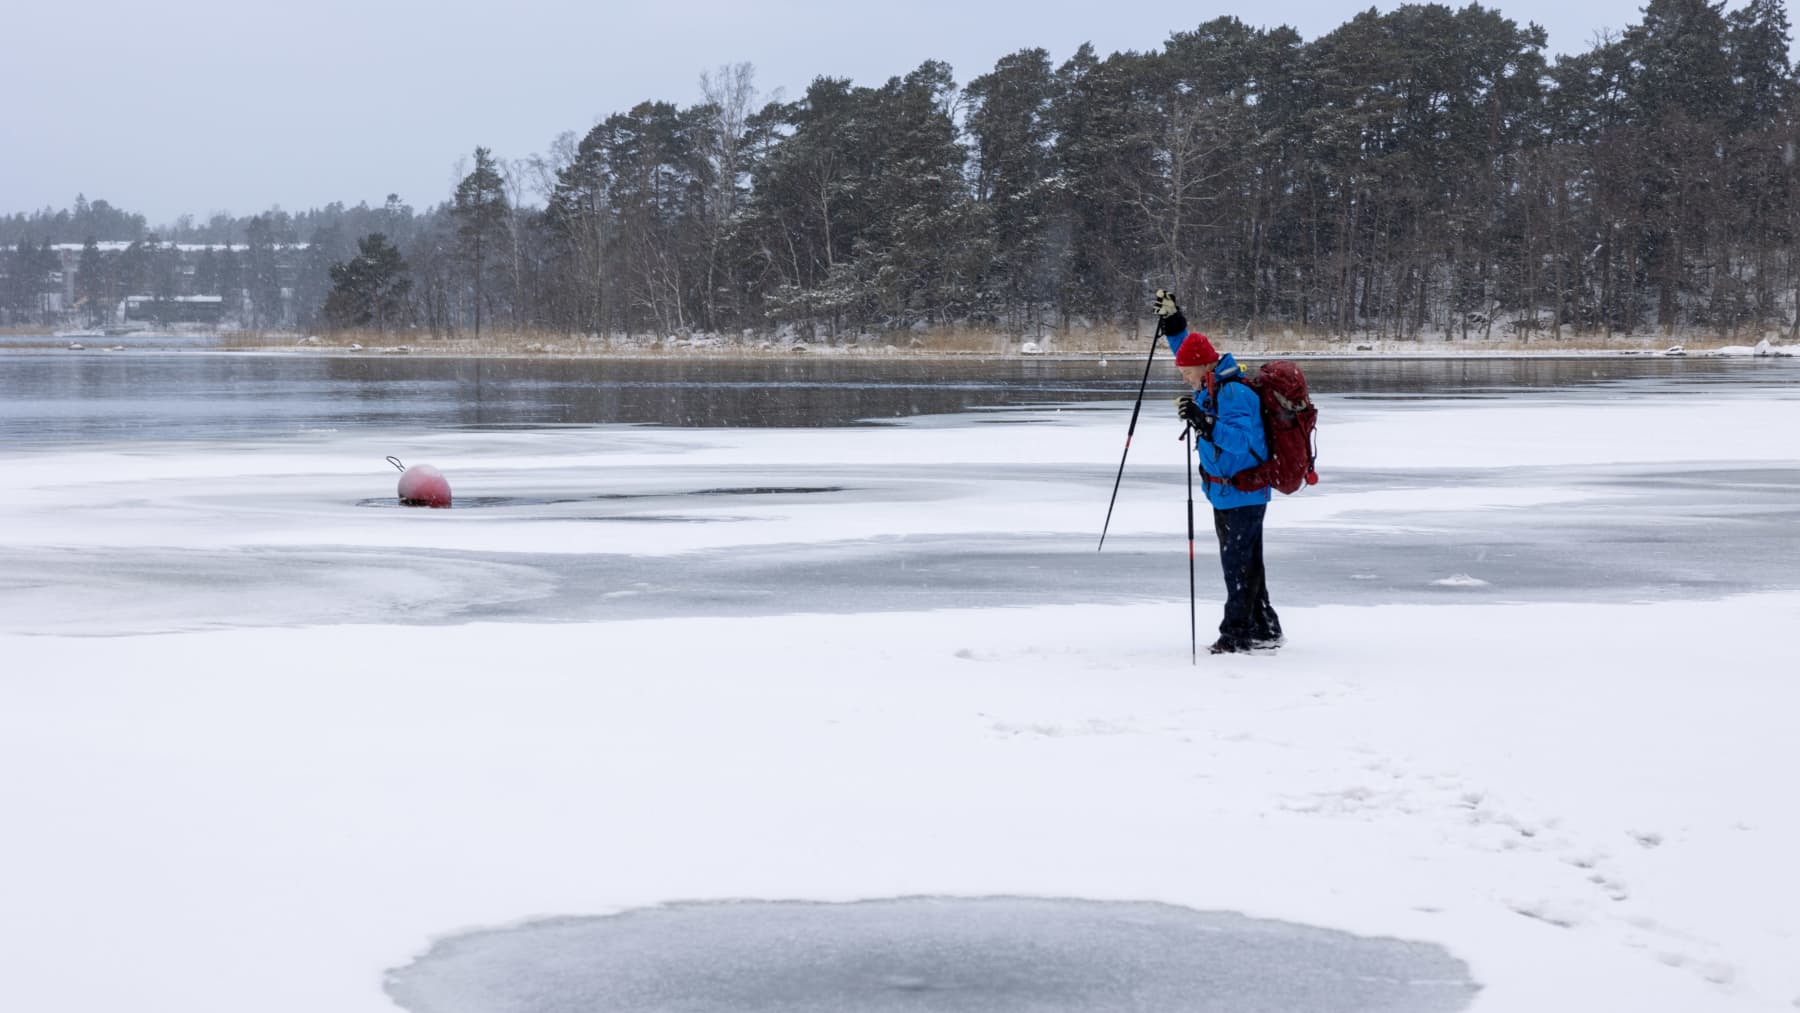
xmin=1183 ymin=425 xmax=1197 ymax=665
xmin=1098 ymin=328 xmax=1164 ymax=550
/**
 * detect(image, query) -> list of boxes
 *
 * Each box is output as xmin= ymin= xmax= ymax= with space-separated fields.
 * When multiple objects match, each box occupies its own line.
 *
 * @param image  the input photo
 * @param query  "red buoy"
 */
xmin=395 ymin=462 xmax=452 ymax=508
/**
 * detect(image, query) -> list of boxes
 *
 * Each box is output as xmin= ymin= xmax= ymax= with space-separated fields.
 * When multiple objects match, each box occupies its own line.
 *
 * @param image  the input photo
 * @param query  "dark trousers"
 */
xmin=1213 ymin=503 xmax=1280 ymax=646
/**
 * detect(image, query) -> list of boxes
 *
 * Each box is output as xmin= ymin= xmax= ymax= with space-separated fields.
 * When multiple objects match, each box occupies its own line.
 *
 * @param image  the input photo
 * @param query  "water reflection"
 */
xmin=0 ymin=350 xmax=1793 ymax=446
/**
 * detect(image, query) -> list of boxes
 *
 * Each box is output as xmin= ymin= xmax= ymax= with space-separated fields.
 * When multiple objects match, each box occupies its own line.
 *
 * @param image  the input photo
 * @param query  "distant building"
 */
xmin=122 ymin=294 xmax=226 ymax=324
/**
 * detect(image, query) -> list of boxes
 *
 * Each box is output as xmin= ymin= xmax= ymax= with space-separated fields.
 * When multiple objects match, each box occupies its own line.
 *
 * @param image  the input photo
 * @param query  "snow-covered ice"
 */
xmin=1 ymin=366 xmax=1798 ymax=1012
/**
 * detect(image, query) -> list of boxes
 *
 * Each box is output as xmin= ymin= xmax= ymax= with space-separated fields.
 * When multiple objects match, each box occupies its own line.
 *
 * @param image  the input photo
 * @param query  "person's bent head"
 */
xmin=1174 ymin=332 xmax=1220 ymax=388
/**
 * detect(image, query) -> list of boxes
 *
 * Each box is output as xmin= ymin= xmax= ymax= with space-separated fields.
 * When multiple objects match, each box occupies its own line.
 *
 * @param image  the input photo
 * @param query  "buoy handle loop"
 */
xmin=386 ymin=456 xmax=406 ymax=473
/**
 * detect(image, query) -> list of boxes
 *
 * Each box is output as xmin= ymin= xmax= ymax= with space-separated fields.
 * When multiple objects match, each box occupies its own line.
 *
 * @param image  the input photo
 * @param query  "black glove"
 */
xmin=1176 ymin=394 xmax=1215 ymax=440
xmin=1175 ymin=394 xmax=1203 ymax=428
xmin=1152 ymin=288 xmax=1188 ymax=338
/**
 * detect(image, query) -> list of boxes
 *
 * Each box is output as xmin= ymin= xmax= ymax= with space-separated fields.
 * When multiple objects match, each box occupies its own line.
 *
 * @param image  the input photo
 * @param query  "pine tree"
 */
xmin=1726 ymin=0 xmax=1792 ymax=130
xmin=593 ymin=102 xmax=704 ymax=336
xmin=1049 ymin=44 xmax=1157 ymax=325
xmin=966 ymin=48 xmax=1058 ymax=331
xmin=452 ymin=147 xmax=511 ymax=338
xmin=545 ymin=127 xmax=615 ymax=333
xmin=858 ymin=60 xmax=985 ymax=326
xmin=324 ymin=233 xmax=412 ymax=333
xmin=741 ymin=77 xmax=883 ymax=336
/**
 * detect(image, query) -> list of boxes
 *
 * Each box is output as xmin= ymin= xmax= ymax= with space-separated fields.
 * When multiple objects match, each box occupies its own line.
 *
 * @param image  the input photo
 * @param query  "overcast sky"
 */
xmin=3 ymin=0 xmax=1779 ymax=227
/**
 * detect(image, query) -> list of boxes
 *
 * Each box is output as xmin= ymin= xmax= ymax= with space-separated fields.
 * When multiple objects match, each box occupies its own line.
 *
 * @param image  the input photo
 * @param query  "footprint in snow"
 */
xmin=1586 ymin=872 xmax=1631 ymax=902
xmin=1508 ymin=899 xmax=1581 ymax=928
xmin=1563 ymin=850 xmax=1608 ymax=870
xmin=1657 ymin=955 xmax=1736 ymax=986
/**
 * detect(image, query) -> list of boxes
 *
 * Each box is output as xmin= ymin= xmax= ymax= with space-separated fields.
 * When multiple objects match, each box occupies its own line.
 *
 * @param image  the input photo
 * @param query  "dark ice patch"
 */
xmin=386 ymin=897 xmax=1478 ymax=1013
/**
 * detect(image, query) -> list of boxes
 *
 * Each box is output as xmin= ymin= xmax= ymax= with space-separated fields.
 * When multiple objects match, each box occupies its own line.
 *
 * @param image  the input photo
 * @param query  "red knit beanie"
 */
xmin=1174 ymin=333 xmax=1218 ymax=367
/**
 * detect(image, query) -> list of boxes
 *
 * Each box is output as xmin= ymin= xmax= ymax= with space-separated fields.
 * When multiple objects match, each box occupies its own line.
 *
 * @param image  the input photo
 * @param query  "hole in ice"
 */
xmin=385 ymin=897 xmax=1478 ymax=1013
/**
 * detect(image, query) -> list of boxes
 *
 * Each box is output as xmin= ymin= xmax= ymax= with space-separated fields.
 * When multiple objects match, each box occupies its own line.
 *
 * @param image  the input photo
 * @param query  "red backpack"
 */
xmin=1223 ymin=360 xmax=1319 ymax=495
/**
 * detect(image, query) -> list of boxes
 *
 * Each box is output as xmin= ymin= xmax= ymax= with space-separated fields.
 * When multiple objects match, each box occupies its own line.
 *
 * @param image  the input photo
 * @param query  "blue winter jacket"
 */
xmin=1165 ymin=334 xmax=1272 ymax=510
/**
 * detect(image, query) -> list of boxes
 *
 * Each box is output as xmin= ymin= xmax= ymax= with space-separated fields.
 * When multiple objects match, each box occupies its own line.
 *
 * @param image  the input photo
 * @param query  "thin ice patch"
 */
xmin=385 ymin=898 xmax=1479 ymax=1013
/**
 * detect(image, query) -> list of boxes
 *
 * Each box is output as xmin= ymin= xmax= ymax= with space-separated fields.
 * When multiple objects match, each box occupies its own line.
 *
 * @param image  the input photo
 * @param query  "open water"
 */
xmin=1 ymin=347 xmax=1790 ymax=446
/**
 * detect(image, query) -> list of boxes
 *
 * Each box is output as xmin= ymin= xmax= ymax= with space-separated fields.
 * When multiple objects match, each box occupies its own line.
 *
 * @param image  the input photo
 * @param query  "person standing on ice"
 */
xmin=1155 ymin=289 xmax=1283 ymax=655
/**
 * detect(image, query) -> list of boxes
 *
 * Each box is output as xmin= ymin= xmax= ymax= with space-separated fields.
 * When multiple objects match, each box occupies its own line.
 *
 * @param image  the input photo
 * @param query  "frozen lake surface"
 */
xmin=3 ymin=350 xmax=1798 ymax=1013
xmin=1 ymin=354 xmax=1795 ymax=634
xmin=386 ymin=898 xmax=1478 ymax=1013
